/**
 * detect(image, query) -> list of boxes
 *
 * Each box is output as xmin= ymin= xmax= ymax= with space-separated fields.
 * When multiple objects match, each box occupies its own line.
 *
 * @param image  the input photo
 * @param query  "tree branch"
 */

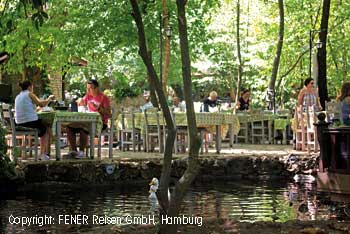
xmin=130 ymin=0 xmax=176 ymax=214
xmin=276 ymin=49 xmax=309 ymax=91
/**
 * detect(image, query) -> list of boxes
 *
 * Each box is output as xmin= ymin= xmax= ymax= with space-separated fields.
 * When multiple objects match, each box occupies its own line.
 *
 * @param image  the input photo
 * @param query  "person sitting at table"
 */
xmin=14 ymin=80 xmax=55 ymax=160
xmin=237 ymin=89 xmax=250 ymax=111
xmin=167 ymin=86 xmax=176 ymax=106
xmin=202 ymin=91 xmax=218 ymax=112
xmin=66 ymin=79 xmax=111 ymax=158
xmin=297 ymin=78 xmax=322 ymax=111
xmin=172 ymin=96 xmax=186 ymax=112
xmin=140 ymin=90 xmax=153 ymax=112
xmin=201 ymin=91 xmax=219 ymax=152
xmin=336 ymin=81 xmax=350 ymax=125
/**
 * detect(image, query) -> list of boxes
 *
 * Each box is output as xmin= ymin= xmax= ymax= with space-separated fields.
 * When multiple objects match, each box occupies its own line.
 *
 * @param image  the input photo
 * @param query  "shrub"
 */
xmin=0 ymin=123 xmax=16 ymax=182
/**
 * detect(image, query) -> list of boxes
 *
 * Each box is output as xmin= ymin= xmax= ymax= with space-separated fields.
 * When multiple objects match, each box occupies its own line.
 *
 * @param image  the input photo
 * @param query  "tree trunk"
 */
xmin=130 ymin=1 xmax=201 ymax=233
xmin=317 ymin=0 xmax=331 ymax=110
xmin=22 ymin=46 xmax=27 ymax=81
xmin=148 ymin=52 xmax=159 ymax=108
xmin=158 ymin=0 xmax=202 ymax=233
xmin=162 ymin=0 xmax=171 ymax=95
xmin=268 ymin=0 xmax=284 ymax=112
xmin=129 ymin=0 xmax=176 ymax=218
xmin=234 ymin=0 xmax=242 ymax=114
xmin=229 ymin=81 xmax=236 ymax=102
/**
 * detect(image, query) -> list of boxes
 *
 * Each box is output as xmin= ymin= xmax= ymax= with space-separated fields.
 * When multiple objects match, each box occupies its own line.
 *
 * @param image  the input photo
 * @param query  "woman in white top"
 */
xmin=15 ymin=80 xmax=55 ymax=160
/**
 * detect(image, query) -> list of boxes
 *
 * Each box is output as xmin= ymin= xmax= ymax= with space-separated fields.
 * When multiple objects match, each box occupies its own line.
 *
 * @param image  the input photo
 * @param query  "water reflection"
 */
xmin=0 ymin=180 xmax=347 ymax=233
xmin=284 ymin=180 xmax=318 ymax=220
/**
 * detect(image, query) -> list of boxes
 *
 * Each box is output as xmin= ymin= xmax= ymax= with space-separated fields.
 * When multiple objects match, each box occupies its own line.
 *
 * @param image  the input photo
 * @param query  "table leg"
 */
xmin=216 ymin=125 xmax=221 ymax=154
xmin=262 ymin=120 xmax=265 ymax=143
xmin=282 ymin=129 xmax=287 ymax=145
xmin=229 ymin=124 xmax=233 ymax=147
xmin=268 ymin=120 xmax=272 ymax=144
xmin=90 ymin=122 xmax=96 ymax=159
xmin=55 ymin=121 xmax=61 ymax=161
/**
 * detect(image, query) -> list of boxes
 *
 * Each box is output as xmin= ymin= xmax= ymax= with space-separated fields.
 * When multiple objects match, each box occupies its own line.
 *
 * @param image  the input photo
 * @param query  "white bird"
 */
xmin=149 ymin=177 xmax=159 ymax=200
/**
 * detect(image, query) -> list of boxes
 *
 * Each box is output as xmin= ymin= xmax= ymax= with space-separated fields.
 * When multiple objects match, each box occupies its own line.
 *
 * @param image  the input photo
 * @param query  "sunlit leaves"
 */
xmin=1 ymin=0 xmax=350 ymax=102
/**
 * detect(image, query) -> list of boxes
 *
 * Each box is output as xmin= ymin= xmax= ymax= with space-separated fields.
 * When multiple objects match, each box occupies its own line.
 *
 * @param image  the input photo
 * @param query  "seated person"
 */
xmin=336 ymin=81 xmax=350 ymax=125
xmin=297 ymin=78 xmax=322 ymax=111
xmin=201 ymin=91 xmax=219 ymax=152
xmin=14 ymin=80 xmax=55 ymax=160
xmin=140 ymin=91 xmax=153 ymax=112
xmin=167 ymin=87 xmax=176 ymax=106
xmin=172 ymin=96 xmax=186 ymax=112
xmin=66 ymin=79 xmax=111 ymax=158
xmin=238 ymin=89 xmax=250 ymax=111
xmin=202 ymin=91 xmax=218 ymax=112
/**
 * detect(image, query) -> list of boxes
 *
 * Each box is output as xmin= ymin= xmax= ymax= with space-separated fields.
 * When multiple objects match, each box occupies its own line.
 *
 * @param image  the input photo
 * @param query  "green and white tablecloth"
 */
xmin=236 ymin=112 xmax=291 ymax=130
xmin=116 ymin=112 xmax=241 ymax=139
xmin=38 ymin=111 xmax=102 ymax=136
xmin=274 ymin=118 xmax=291 ymax=130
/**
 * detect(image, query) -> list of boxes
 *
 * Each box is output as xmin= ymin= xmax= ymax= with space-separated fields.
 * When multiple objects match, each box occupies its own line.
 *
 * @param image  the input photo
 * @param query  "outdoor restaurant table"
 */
xmin=116 ymin=112 xmax=240 ymax=153
xmin=235 ymin=112 xmax=291 ymax=144
xmin=274 ymin=118 xmax=291 ymax=144
xmin=38 ymin=111 xmax=102 ymax=160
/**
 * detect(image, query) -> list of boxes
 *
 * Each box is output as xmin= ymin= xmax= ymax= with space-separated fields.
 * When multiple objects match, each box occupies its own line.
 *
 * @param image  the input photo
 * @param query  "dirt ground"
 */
xmin=105 ymin=143 xmax=310 ymax=160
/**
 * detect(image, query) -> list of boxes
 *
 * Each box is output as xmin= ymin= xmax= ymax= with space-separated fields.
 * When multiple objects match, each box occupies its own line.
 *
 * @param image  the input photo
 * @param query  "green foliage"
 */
xmin=1 ymin=0 xmax=350 ymax=106
xmin=0 ymin=123 xmax=7 ymax=155
xmin=0 ymin=153 xmax=17 ymax=181
xmin=110 ymin=73 xmax=144 ymax=100
xmin=273 ymin=199 xmax=297 ymax=222
xmin=0 ymin=123 xmax=16 ymax=182
xmin=34 ymin=12 xmax=47 ymax=27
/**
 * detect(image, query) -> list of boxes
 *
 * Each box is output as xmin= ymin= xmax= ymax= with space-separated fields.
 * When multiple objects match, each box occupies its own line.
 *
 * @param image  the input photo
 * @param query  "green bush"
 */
xmin=0 ymin=123 xmax=16 ymax=181
xmin=0 ymin=122 xmax=7 ymax=155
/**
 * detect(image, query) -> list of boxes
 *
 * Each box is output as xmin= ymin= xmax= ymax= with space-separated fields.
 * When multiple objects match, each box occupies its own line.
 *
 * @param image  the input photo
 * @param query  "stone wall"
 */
xmin=17 ymin=156 xmax=296 ymax=185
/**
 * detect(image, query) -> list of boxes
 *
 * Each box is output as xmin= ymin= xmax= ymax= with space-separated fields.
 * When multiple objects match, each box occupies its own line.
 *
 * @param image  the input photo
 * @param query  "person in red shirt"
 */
xmin=66 ymin=79 xmax=111 ymax=158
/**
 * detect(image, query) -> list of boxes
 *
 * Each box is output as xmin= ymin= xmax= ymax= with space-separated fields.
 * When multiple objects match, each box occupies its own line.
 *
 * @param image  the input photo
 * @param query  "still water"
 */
xmin=0 ymin=179 xmax=346 ymax=233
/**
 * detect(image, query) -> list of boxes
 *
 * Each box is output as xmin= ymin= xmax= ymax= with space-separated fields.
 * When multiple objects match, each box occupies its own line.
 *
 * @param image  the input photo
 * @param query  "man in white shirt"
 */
xmin=140 ymin=91 xmax=153 ymax=112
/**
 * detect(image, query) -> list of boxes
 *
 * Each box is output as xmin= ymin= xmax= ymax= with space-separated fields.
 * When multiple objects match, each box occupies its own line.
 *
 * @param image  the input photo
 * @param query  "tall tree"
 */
xmin=161 ymin=0 xmax=171 ymax=95
xmin=317 ymin=0 xmax=331 ymax=110
xmin=234 ymin=0 xmax=242 ymax=113
xmin=130 ymin=0 xmax=201 ymax=233
xmin=165 ymin=0 xmax=202 ymax=230
xmin=128 ymin=0 xmax=175 ymax=213
xmin=268 ymin=0 xmax=284 ymax=111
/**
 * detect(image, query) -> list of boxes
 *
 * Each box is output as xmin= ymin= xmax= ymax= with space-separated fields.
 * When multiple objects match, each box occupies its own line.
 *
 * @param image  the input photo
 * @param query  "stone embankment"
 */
xmin=14 ymin=154 xmax=317 ymax=184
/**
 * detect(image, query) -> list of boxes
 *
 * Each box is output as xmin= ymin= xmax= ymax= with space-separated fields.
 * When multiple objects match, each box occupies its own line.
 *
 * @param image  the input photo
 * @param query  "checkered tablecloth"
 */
xmin=38 ymin=111 xmax=102 ymax=136
xmin=236 ymin=112 xmax=291 ymax=130
xmin=116 ymin=112 xmax=241 ymax=139
xmin=274 ymin=118 xmax=291 ymax=130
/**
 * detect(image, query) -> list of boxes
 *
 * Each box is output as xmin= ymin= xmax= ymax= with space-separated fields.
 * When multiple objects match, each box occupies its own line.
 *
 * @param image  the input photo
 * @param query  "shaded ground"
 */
xmin=18 ymin=144 xmax=310 ymax=162
xmin=109 ymin=143 xmax=310 ymax=160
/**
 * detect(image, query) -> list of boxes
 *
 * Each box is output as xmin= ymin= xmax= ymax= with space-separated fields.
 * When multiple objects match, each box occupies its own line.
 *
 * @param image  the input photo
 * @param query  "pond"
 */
xmin=0 ymin=179 xmax=347 ymax=233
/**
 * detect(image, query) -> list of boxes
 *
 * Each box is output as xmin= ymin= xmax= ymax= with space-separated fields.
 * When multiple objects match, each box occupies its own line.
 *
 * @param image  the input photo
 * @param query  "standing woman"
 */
xmin=297 ymin=78 xmax=322 ymax=111
xmin=336 ymin=81 xmax=350 ymax=125
xmin=15 ymin=80 xmax=55 ymax=160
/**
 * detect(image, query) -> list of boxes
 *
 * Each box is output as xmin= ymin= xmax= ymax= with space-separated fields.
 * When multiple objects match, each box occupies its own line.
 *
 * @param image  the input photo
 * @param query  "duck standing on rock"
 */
xmin=149 ymin=178 xmax=159 ymax=200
